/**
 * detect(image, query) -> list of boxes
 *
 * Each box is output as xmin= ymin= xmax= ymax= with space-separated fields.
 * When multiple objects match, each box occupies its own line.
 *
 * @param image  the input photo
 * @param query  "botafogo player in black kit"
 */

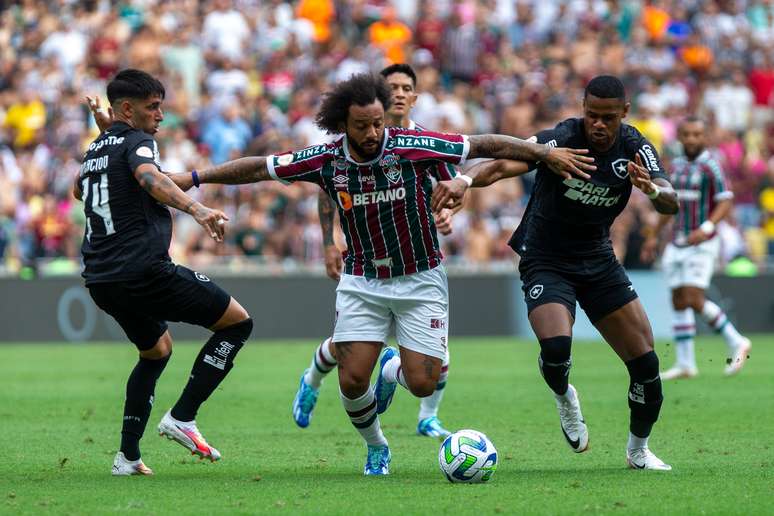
xmin=78 ymin=69 xmax=253 ymax=476
xmin=433 ymin=75 xmax=679 ymax=470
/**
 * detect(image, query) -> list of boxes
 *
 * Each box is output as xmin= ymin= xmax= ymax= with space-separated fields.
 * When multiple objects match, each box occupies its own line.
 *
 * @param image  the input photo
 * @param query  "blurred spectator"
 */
xmin=0 ymin=0 xmax=773 ymax=274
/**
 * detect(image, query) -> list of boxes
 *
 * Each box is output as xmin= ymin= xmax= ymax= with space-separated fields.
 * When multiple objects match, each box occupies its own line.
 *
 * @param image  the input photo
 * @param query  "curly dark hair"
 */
xmin=584 ymin=75 xmax=626 ymax=101
xmin=315 ymin=73 xmax=392 ymax=134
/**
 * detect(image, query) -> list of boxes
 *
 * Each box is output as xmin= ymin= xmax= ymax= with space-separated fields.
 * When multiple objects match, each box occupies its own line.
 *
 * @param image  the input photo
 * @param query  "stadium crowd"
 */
xmin=1 ymin=0 xmax=774 ymax=274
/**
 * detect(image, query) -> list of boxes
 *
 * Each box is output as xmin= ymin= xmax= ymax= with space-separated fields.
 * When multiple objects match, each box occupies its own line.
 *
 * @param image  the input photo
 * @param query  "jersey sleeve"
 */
xmin=632 ymin=136 xmax=668 ymax=181
xmin=267 ymin=144 xmax=332 ymax=185
xmin=705 ymin=158 xmax=734 ymax=201
xmin=127 ymin=135 xmax=162 ymax=173
xmin=429 ymin=161 xmax=460 ymax=181
xmin=390 ymin=129 xmax=469 ymax=167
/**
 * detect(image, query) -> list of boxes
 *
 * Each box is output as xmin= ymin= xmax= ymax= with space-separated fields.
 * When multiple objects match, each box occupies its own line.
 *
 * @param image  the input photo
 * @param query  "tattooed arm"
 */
xmin=467 ymin=135 xmax=594 ymax=178
xmin=166 ymin=157 xmax=270 ymax=191
xmin=431 ymin=135 xmax=596 ymax=211
xmin=133 ymin=163 xmax=228 ymax=241
xmin=319 ymin=189 xmax=342 ymax=281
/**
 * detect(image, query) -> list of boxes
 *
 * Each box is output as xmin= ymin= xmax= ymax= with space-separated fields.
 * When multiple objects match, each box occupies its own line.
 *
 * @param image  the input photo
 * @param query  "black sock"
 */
xmin=538 ymin=336 xmax=572 ymax=395
xmin=121 ymin=354 xmax=170 ymax=461
xmin=171 ymin=318 xmax=252 ymax=421
xmin=626 ymin=351 xmax=663 ymax=438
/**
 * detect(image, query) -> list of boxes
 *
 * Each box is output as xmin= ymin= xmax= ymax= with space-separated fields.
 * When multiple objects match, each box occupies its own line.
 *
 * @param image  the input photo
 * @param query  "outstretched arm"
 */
xmin=431 ymin=159 xmax=532 ymax=211
xmin=166 ymin=157 xmax=270 ymax=191
xmin=134 ymin=163 xmax=228 ymax=241
xmin=467 ymin=135 xmax=595 ymax=179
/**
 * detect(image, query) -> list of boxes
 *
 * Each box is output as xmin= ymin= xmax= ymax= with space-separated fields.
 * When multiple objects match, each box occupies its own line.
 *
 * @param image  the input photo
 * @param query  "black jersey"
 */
xmin=80 ymin=122 xmax=172 ymax=284
xmin=509 ymin=118 xmax=667 ymax=258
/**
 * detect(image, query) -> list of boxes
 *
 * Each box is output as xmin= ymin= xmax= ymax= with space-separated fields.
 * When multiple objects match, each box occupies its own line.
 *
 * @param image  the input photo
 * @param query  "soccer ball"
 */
xmin=438 ymin=429 xmax=498 ymax=483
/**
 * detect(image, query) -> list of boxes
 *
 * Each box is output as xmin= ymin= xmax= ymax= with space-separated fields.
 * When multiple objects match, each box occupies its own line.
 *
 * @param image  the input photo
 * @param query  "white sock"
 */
xmin=382 ymin=355 xmax=408 ymax=389
xmin=701 ymin=300 xmax=744 ymax=352
xmin=418 ymin=356 xmax=449 ymax=420
xmin=304 ymin=337 xmax=336 ymax=389
xmin=672 ymin=308 xmax=696 ymax=369
xmin=627 ymin=432 xmax=649 ymax=450
xmin=340 ymin=388 xmax=387 ymax=446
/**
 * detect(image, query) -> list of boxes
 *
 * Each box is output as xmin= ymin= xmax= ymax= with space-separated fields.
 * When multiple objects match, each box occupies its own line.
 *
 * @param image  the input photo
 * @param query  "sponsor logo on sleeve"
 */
xmin=194 ymin=272 xmax=210 ymax=282
xmin=277 ymin=154 xmax=294 ymax=167
xmin=136 ymin=146 xmax=154 ymax=158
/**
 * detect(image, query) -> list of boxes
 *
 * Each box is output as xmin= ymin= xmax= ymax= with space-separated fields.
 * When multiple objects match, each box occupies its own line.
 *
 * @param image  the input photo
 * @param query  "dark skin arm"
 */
xmin=626 ymin=154 xmax=679 ymax=215
xmin=134 ymin=163 xmax=229 ymax=241
xmin=431 ymin=136 xmax=595 ymax=211
xmin=318 ymin=189 xmax=342 ymax=281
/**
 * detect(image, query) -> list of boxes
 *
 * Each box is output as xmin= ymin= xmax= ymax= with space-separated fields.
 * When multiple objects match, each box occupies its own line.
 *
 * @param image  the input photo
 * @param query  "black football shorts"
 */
xmin=88 ymin=261 xmax=231 ymax=350
xmin=518 ymin=253 xmax=638 ymax=323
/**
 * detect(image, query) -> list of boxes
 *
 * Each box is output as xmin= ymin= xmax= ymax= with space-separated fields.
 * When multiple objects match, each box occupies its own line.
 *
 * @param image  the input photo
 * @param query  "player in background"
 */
xmin=434 ymin=76 xmax=679 ymax=470
xmin=293 ymin=63 xmax=458 ymax=440
xmin=166 ymin=72 xmax=595 ymax=475
xmin=641 ymin=117 xmax=751 ymax=379
xmin=81 ymin=70 xmax=253 ymax=476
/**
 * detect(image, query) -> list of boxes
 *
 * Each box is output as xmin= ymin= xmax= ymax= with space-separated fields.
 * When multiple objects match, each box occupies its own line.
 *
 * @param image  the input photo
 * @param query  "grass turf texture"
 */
xmin=1 ymin=336 xmax=772 ymax=515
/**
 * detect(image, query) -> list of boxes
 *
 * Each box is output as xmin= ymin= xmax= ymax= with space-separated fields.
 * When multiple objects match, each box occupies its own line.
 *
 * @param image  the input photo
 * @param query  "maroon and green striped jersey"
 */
xmin=670 ymin=150 xmax=733 ymax=244
xmin=267 ymin=127 xmax=468 ymax=278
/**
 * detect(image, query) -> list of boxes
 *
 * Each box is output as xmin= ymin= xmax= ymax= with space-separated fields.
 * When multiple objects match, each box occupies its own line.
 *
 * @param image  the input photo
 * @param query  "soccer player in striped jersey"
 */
xmin=641 ymin=117 xmax=751 ymax=378
xmin=293 ymin=64 xmax=458 ymax=440
xmin=170 ymin=72 xmax=594 ymax=475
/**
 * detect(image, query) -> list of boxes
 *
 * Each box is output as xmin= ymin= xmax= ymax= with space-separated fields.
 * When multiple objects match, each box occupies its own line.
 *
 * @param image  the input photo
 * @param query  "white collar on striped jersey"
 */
xmin=342 ymin=130 xmax=389 ymax=165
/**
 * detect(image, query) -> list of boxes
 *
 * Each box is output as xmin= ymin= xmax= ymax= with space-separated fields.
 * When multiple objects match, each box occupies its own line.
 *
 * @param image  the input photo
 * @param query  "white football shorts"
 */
xmin=662 ymin=237 xmax=720 ymax=289
xmin=332 ymin=266 xmax=449 ymax=359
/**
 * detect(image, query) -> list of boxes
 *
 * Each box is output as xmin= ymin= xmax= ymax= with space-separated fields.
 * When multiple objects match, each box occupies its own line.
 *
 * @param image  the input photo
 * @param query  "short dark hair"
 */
xmin=584 ymin=75 xmax=626 ymax=101
xmin=107 ymin=69 xmax=166 ymax=105
xmin=315 ymin=73 xmax=392 ymax=134
xmin=679 ymin=115 xmax=705 ymax=128
xmin=380 ymin=63 xmax=417 ymax=88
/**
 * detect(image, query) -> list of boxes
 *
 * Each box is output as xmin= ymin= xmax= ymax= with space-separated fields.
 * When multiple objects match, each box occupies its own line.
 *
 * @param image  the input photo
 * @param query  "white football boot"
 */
xmin=554 ymin=384 xmax=589 ymax=453
xmin=660 ymin=364 xmax=698 ymax=380
xmin=627 ymin=447 xmax=672 ymax=471
xmin=158 ymin=410 xmax=221 ymax=462
xmin=724 ymin=337 xmax=751 ymax=376
xmin=111 ymin=452 xmax=153 ymax=476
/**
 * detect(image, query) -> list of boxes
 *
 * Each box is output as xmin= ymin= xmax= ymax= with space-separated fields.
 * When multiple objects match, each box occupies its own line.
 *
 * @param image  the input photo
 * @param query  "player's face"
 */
xmin=678 ymin=121 xmax=706 ymax=159
xmin=128 ymin=94 xmax=164 ymax=135
xmin=582 ymin=95 xmax=629 ymax=152
xmin=384 ymin=72 xmax=416 ymax=119
xmin=344 ymin=101 xmax=385 ymax=161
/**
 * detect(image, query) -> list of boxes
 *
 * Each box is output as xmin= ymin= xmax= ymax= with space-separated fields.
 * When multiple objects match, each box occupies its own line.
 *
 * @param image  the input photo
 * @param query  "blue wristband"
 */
xmin=191 ymin=170 xmax=200 ymax=188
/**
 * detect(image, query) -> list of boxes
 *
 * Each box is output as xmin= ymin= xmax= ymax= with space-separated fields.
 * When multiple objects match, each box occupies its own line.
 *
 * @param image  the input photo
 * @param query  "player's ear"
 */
xmin=622 ymin=101 xmax=630 ymax=119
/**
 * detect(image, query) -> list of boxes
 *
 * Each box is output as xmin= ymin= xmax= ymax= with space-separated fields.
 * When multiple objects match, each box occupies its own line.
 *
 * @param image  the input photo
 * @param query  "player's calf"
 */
xmin=625 ymin=350 xmax=670 ymax=470
xmin=171 ymin=317 xmax=253 ymax=421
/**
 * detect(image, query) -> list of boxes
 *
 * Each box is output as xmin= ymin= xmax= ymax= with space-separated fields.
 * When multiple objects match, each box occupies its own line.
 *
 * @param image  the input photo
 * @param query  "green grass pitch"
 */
xmin=1 ymin=336 xmax=772 ymax=515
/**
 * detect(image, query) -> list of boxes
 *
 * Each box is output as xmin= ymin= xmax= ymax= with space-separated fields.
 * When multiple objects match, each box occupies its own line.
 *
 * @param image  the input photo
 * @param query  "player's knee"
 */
xmin=142 ymin=332 xmax=173 ymax=359
xmin=338 ymin=369 xmax=371 ymax=397
xmin=406 ymin=378 xmax=436 ymax=398
xmin=625 ymin=350 xmax=663 ymax=422
xmin=226 ymin=317 xmax=253 ymax=341
xmin=539 ymin=335 xmax=572 ymax=363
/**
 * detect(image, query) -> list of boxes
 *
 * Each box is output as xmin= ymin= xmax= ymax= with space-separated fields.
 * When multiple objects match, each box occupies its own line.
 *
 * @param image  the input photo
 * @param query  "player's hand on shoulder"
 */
xmin=431 ymin=178 xmax=468 ymax=212
xmin=190 ymin=203 xmax=229 ymax=243
xmin=544 ymin=147 xmax=595 ymax=180
xmin=86 ymin=95 xmax=114 ymax=133
xmin=323 ymin=244 xmax=343 ymax=281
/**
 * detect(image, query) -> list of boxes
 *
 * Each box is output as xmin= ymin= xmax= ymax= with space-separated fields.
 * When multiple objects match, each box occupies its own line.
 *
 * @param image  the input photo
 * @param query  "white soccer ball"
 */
xmin=438 ymin=429 xmax=498 ymax=483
